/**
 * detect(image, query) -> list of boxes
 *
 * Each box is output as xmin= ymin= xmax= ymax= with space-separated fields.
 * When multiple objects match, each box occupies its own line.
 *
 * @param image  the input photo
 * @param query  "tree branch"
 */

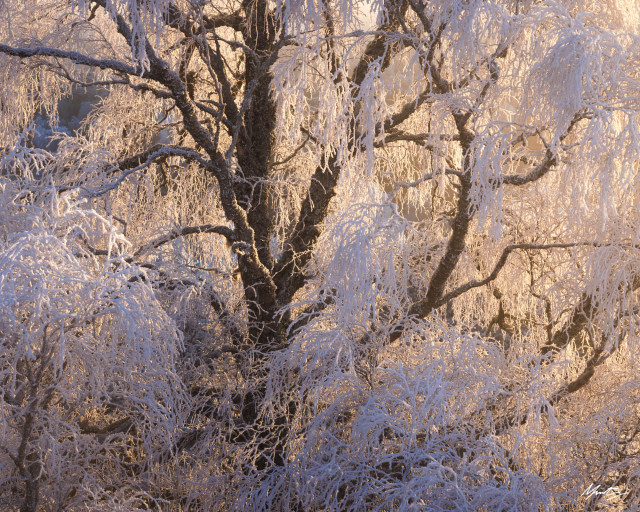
xmin=274 ymin=2 xmax=410 ymax=307
xmin=90 ymin=145 xmax=218 ymax=197
xmin=133 ymin=224 xmax=234 ymax=258
xmin=163 ymin=2 xmax=240 ymax=128
xmin=387 ymin=168 xmax=462 ymax=199
xmin=378 ymin=130 xmax=459 ymax=146
xmin=502 ymin=112 xmax=587 ymax=186
xmin=115 ymin=144 xmax=210 ymax=172
xmin=271 ymin=133 xmax=311 ymax=168
xmin=273 ymin=152 xmax=341 ymax=305
xmin=501 ymin=149 xmax=556 ymax=185
xmin=0 ymin=43 xmax=143 ymax=77
xmin=78 ymin=416 xmax=133 ymax=437
xmin=436 ymin=242 xmax=603 ymax=309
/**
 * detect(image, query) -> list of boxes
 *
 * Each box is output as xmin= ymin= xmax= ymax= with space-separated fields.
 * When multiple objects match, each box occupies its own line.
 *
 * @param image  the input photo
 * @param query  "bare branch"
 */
xmin=78 ymin=416 xmax=132 ymax=437
xmin=86 ymin=145 xmax=218 ymax=198
xmin=50 ymin=66 xmax=174 ymax=98
xmin=202 ymin=11 xmax=244 ymax=33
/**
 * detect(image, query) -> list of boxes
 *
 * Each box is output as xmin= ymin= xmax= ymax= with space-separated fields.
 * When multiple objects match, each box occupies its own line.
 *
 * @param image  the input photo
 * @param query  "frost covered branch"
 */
xmin=437 ymin=242 xmax=608 ymax=308
xmin=0 ymin=43 xmax=143 ymax=76
xmin=134 ymin=224 xmax=234 ymax=258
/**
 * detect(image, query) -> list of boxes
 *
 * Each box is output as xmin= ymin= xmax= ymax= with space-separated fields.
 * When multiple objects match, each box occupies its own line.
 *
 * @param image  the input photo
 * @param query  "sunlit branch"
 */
xmin=382 ymin=87 xmax=437 ymax=132
xmin=501 ymin=149 xmax=557 ymax=186
xmin=389 ymin=32 xmax=515 ymax=343
xmin=51 ymin=64 xmax=175 ymax=99
xmin=98 ymin=0 xmax=287 ymax=350
xmin=501 ymin=112 xmax=587 ymax=186
xmin=0 ymin=43 xmax=143 ymax=77
xmin=133 ymin=224 xmax=234 ymax=258
xmin=387 ymin=168 xmax=462 ymax=199
xmin=493 ymin=346 xmax=608 ymax=434
xmin=271 ymin=133 xmax=311 ymax=168
xmin=436 ymin=242 xmax=608 ymax=309
xmin=499 ymin=326 xmax=624 ymax=434
xmin=275 ymin=4 xmax=410 ymax=306
xmin=406 ymin=0 xmax=431 ymax=35
xmin=378 ymin=130 xmax=459 ymax=146
xmin=92 ymin=0 xmax=256 ymax=252
xmin=274 ymin=152 xmax=340 ymax=305
xmin=87 ymin=145 xmax=216 ymax=197
xmin=350 ymin=0 xmax=409 ymax=89
xmin=287 ymin=288 xmax=337 ymax=336
xmin=541 ymin=272 xmax=640 ymax=357
xmin=116 ymin=144 xmax=209 ymax=171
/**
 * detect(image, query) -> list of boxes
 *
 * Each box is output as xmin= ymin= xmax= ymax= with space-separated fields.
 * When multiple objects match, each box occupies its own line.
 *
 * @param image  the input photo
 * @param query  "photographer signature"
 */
xmin=582 ymin=483 xmax=629 ymax=501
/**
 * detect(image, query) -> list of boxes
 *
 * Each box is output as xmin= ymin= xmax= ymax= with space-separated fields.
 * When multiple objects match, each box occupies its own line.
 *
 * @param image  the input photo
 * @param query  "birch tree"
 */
xmin=1 ymin=0 xmax=640 ymax=510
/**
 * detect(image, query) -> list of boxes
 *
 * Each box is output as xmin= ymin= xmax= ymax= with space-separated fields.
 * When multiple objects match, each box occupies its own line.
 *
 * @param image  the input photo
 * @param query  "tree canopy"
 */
xmin=1 ymin=0 xmax=640 ymax=510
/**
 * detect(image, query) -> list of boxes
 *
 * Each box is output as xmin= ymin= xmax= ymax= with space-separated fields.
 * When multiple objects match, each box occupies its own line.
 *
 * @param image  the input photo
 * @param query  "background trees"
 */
xmin=1 ymin=0 xmax=640 ymax=510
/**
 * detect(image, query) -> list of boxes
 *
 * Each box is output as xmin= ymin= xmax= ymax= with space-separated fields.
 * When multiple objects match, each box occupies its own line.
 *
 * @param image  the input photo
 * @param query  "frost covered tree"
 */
xmin=1 ymin=0 xmax=640 ymax=510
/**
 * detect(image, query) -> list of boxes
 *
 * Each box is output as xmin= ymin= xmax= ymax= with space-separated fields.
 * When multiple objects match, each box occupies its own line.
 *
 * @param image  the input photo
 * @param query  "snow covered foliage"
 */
xmin=0 ymin=182 xmax=186 ymax=510
xmin=1 ymin=0 xmax=640 ymax=510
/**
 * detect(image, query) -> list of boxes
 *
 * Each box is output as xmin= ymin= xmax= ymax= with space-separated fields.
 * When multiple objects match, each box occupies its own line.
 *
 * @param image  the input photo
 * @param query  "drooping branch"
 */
xmin=287 ymin=288 xmax=337 ymax=335
xmin=407 ymin=169 xmax=473 ymax=318
xmin=501 ymin=148 xmax=557 ymax=186
xmin=382 ymin=86 xmax=438 ymax=132
xmin=183 ymin=20 xmax=241 ymax=129
xmin=541 ymin=270 xmax=640 ymax=356
xmin=541 ymin=292 xmax=594 ymax=356
xmin=350 ymin=0 xmax=409 ymax=89
xmin=381 ymin=40 xmax=518 ymax=348
xmin=271 ymin=133 xmax=311 ymax=168
xmin=51 ymin=65 xmax=174 ymax=99
xmin=497 ymin=326 xmax=624 ymax=435
xmin=387 ymin=168 xmax=462 ymax=199
xmin=491 ymin=345 xmax=608 ymax=435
